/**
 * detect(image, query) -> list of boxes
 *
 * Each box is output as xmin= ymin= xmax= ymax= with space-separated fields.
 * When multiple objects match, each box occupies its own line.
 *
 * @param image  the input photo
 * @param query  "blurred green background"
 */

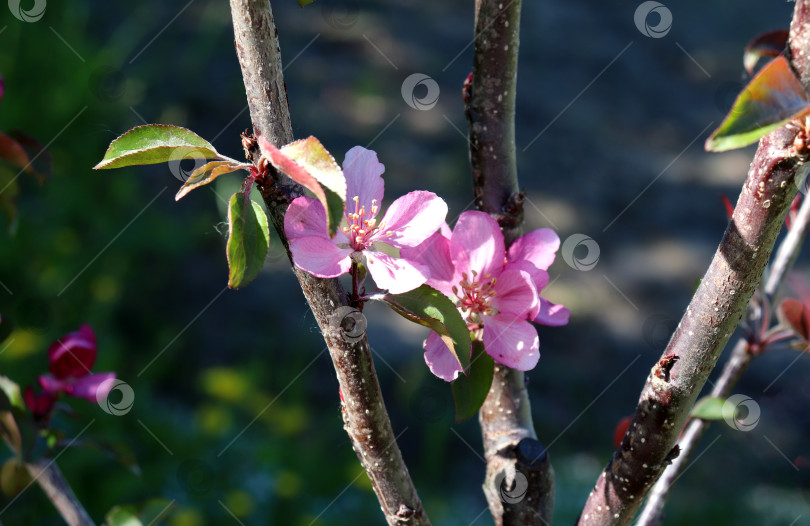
xmin=1 ymin=0 xmax=809 ymax=524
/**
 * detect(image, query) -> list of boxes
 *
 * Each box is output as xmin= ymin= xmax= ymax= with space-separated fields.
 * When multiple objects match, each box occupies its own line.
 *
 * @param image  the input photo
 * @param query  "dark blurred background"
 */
xmin=1 ymin=0 xmax=809 ymax=524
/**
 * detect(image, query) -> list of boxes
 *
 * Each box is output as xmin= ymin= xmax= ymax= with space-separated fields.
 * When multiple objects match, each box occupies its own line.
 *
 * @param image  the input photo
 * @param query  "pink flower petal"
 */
xmin=400 ymin=232 xmax=458 ymax=297
xmin=440 ymin=222 xmax=452 ymax=239
xmin=491 ymin=268 xmax=539 ymax=320
xmin=48 ymin=325 xmax=97 ymax=379
xmin=375 ymin=191 xmax=448 ymax=248
xmin=424 ymin=331 xmax=464 ymax=382
xmin=365 ymin=251 xmax=428 ymax=294
xmin=534 ymin=298 xmax=571 ymax=327
xmin=285 ymin=196 xmax=330 ymax=241
xmin=38 ymin=374 xmax=68 ymax=394
xmin=508 ymin=228 xmax=560 ymax=271
xmin=343 ymin=146 xmax=385 ymax=220
xmin=24 ymin=386 xmax=56 ymax=420
xmin=449 ymin=211 xmax=505 ymax=278
xmin=289 ymin=237 xmax=353 ymax=278
xmin=482 ymin=314 xmax=540 ymax=371
xmin=504 ymin=260 xmax=550 ymax=292
xmin=67 ymin=372 xmax=116 ymax=402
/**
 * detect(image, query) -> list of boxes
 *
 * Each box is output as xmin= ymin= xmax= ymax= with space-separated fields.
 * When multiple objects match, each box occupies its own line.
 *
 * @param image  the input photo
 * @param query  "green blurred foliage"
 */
xmin=0 ymin=0 xmax=808 ymax=525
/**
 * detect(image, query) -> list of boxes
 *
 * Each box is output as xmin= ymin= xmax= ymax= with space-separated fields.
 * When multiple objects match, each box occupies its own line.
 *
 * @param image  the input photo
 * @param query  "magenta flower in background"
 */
xmin=285 ymin=146 xmax=448 ymax=294
xmin=35 ymin=324 xmax=115 ymax=404
xmin=402 ymin=211 xmax=570 ymax=381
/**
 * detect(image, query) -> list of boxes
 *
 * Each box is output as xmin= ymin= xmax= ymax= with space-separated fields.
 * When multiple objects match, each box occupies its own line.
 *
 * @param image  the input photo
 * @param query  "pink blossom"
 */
xmin=285 ymin=146 xmax=448 ymax=294
xmin=402 ymin=211 xmax=570 ymax=381
xmin=35 ymin=324 xmax=115 ymax=404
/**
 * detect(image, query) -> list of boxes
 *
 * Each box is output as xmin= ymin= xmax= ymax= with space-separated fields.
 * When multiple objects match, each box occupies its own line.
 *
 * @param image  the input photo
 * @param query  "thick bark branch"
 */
xmin=466 ymin=0 xmax=554 ymax=524
xmin=26 ymin=460 xmax=95 ymax=526
xmin=577 ymin=4 xmax=810 ymax=523
xmin=577 ymin=129 xmax=803 ymax=526
xmin=636 ymin=163 xmax=810 ymax=526
xmin=576 ymin=5 xmax=810 ymax=518
xmin=229 ymin=2 xmax=428 ymax=524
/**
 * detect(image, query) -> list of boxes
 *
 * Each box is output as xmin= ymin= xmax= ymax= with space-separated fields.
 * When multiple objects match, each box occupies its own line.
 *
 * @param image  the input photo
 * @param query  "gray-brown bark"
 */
xmin=577 ymin=3 xmax=810 ymax=521
xmin=637 ymin=148 xmax=810 ymax=526
xmin=466 ymin=0 xmax=555 ymax=524
xmin=26 ymin=460 xmax=95 ymax=526
xmin=229 ymin=2 xmax=429 ymax=524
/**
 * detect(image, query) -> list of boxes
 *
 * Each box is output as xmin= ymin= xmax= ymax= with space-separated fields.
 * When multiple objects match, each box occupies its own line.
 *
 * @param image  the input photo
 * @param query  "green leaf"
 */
xmin=0 ymin=376 xmax=24 ymax=412
xmin=378 ymin=285 xmax=471 ymax=373
xmin=744 ymin=29 xmax=789 ymax=75
xmin=451 ymin=341 xmax=494 ymax=422
xmin=105 ymin=507 xmax=143 ymax=526
xmin=227 ymin=191 xmax=270 ymax=289
xmin=175 ymin=161 xmax=245 ymax=201
xmin=258 ymin=136 xmax=346 ymax=237
xmin=105 ymin=498 xmax=174 ymax=526
xmin=690 ymin=396 xmax=726 ymax=420
xmin=1 ymin=458 xmax=32 ymax=498
xmin=297 ymin=0 xmax=316 ymax=5
xmin=94 ymin=124 xmax=219 ymax=170
xmin=706 ymin=56 xmax=810 ymax=152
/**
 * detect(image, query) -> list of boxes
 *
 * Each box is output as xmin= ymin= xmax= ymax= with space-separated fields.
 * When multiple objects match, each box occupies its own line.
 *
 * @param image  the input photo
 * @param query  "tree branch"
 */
xmin=229 ymin=2 xmax=428 ymax=524
xmin=636 ymin=159 xmax=810 ymax=526
xmin=465 ymin=0 xmax=555 ymax=524
xmin=577 ymin=3 xmax=810 ymax=521
xmin=26 ymin=460 xmax=95 ymax=526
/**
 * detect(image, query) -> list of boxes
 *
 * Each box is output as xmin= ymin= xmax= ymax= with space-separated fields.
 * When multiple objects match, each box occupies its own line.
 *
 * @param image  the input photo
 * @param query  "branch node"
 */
xmin=516 ymin=437 xmax=548 ymax=471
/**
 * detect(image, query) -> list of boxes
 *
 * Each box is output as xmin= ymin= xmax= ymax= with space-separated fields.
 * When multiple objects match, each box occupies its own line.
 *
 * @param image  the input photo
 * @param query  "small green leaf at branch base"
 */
xmin=227 ymin=191 xmax=270 ymax=289
xmin=706 ymin=56 xmax=810 ymax=152
xmin=297 ymin=0 xmax=316 ymax=5
xmin=175 ymin=161 xmax=245 ymax=201
xmin=378 ymin=285 xmax=471 ymax=373
xmin=105 ymin=498 xmax=174 ymax=526
xmin=94 ymin=124 xmax=220 ymax=170
xmin=451 ymin=341 xmax=494 ymax=422
xmin=690 ymin=396 xmax=726 ymax=420
xmin=258 ymin=136 xmax=346 ymax=237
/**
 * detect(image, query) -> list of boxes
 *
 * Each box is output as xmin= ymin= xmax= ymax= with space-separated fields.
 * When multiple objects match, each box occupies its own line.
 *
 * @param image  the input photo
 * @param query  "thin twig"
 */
xmin=228 ymin=1 xmax=429 ymax=524
xmin=26 ymin=460 xmax=96 ymax=526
